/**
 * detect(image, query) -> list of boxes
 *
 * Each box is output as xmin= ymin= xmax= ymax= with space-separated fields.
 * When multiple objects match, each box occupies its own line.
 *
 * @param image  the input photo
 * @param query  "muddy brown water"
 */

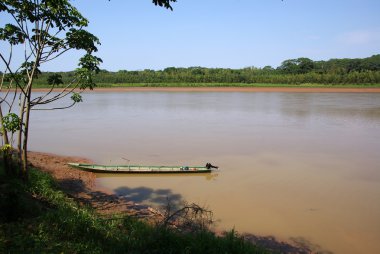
xmin=29 ymin=91 xmax=380 ymax=254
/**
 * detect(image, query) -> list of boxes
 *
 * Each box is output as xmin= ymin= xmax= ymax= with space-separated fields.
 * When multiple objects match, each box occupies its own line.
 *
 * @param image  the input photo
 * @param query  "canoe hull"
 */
xmin=68 ymin=163 xmax=213 ymax=174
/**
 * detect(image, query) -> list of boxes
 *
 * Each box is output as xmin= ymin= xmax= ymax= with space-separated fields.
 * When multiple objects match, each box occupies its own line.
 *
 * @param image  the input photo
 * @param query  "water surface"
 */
xmin=29 ymin=91 xmax=380 ymax=254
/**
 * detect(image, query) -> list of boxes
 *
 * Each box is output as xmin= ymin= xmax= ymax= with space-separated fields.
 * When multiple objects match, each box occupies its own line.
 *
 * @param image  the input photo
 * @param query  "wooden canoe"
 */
xmin=68 ymin=163 xmax=215 ymax=174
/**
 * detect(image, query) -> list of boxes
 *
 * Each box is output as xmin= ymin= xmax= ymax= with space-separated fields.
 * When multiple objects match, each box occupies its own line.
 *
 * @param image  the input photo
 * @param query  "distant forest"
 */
xmin=34 ymin=54 xmax=380 ymax=85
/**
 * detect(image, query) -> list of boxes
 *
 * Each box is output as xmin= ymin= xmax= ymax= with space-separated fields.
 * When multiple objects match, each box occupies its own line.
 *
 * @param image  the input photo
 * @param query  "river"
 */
xmin=29 ymin=91 xmax=380 ymax=254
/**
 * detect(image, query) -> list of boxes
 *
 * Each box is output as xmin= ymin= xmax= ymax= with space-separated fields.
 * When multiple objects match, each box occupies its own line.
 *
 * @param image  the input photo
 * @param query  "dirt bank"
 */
xmin=28 ymin=151 xmax=163 ymax=218
xmin=33 ymin=86 xmax=380 ymax=93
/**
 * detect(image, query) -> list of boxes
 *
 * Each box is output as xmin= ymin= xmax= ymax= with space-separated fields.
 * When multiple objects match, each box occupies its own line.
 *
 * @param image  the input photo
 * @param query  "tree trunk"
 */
xmin=19 ymin=41 xmax=41 ymax=180
xmin=17 ymin=94 xmax=27 ymax=177
xmin=21 ymin=89 xmax=32 ymax=180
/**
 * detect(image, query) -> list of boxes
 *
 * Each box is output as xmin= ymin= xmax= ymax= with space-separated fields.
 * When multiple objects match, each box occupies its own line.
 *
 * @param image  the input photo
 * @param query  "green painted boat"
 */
xmin=68 ymin=163 xmax=218 ymax=174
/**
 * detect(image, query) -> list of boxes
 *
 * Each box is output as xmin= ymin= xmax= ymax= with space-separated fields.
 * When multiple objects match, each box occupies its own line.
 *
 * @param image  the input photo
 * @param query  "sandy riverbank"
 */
xmin=32 ymin=86 xmax=380 ymax=93
xmin=27 ymin=151 xmax=316 ymax=253
xmin=28 ymin=151 xmax=163 ymax=218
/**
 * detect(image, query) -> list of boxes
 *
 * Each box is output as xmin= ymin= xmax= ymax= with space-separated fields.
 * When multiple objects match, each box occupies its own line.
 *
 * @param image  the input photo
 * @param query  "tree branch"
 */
xmin=8 ymin=80 xmax=18 ymax=113
xmin=0 ymin=44 xmax=13 ymax=99
xmin=30 ymin=82 xmax=80 ymax=106
xmin=25 ymin=20 xmax=37 ymax=58
xmin=0 ymin=73 xmax=10 ymax=104
xmin=0 ymin=52 xmax=26 ymax=96
xmin=40 ymin=48 xmax=71 ymax=64
xmin=159 ymin=200 xmax=213 ymax=232
xmin=31 ymin=101 xmax=77 ymax=111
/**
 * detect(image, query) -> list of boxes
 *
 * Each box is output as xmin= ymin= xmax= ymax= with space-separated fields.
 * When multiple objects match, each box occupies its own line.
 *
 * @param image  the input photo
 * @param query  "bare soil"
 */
xmin=34 ymin=86 xmax=380 ymax=93
xmin=28 ymin=151 xmax=163 ymax=218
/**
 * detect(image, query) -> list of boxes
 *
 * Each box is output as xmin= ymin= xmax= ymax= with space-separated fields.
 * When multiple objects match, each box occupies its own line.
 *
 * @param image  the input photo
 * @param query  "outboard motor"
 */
xmin=206 ymin=163 xmax=219 ymax=169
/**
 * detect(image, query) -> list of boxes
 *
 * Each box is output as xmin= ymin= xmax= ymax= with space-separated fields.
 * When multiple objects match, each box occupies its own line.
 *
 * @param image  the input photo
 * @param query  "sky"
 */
xmin=2 ymin=0 xmax=380 ymax=71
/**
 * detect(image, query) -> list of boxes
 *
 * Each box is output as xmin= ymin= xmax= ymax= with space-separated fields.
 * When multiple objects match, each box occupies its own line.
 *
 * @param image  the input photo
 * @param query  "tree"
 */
xmin=297 ymin=57 xmax=315 ymax=74
xmin=0 ymin=0 xmax=177 ymax=179
xmin=0 ymin=0 xmax=103 ymax=178
xmin=278 ymin=57 xmax=315 ymax=74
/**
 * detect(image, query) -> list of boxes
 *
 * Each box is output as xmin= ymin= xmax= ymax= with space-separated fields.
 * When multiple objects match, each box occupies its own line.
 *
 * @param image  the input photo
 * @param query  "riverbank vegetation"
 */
xmin=0 ymin=164 xmax=268 ymax=253
xmin=29 ymin=54 xmax=380 ymax=87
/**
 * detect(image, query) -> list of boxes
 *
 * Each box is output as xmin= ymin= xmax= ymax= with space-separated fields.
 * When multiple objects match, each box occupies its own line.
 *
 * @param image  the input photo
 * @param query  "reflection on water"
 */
xmin=28 ymin=91 xmax=380 ymax=254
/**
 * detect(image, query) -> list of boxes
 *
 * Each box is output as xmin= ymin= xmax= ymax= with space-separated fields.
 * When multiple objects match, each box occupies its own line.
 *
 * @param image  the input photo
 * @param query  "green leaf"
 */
xmin=71 ymin=92 xmax=83 ymax=103
xmin=0 ymin=24 xmax=25 ymax=44
xmin=0 ymin=2 xmax=7 ymax=12
xmin=20 ymin=61 xmax=41 ymax=78
xmin=75 ymin=68 xmax=96 ymax=90
xmin=66 ymin=29 xmax=100 ymax=53
xmin=152 ymin=0 xmax=177 ymax=10
xmin=78 ymin=54 xmax=102 ymax=73
xmin=2 ymin=113 xmax=21 ymax=134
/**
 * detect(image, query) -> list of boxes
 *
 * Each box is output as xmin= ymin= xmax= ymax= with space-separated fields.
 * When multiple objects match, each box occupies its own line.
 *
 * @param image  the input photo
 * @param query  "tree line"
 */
xmin=31 ymin=54 xmax=380 ymax=85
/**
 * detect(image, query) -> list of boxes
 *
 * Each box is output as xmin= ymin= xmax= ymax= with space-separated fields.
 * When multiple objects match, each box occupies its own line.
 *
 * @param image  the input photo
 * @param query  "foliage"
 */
xmin=0 ymin=0 xmax=180 ymax=179
xmin=152 ymin=0 xmax=177 ymax=10
xmin=0 ymin=144 xmax=11 ymax=152
xmin=70 ymin=92 xmax=82 ymax=103
xmin=278 ymin=57 xmax=315 ymax=74
xmin=31 ymin=55 xmax=380 ymax=86
xmin=0 ymin=164 xmax=268 ymax=253
xmin=0 ymin=0 xmax=104 ymax=178
xmin=1 ymin=113 xmax=21 ymax=134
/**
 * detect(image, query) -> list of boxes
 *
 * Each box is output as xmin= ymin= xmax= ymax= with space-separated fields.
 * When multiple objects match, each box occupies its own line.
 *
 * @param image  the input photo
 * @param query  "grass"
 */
xmin=0 ymin=163 xmax=269 ymax=253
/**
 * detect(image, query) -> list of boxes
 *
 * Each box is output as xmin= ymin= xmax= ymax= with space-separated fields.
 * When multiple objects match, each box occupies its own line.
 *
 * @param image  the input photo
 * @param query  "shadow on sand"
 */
xmin=113 ymin=186 xmax=183 ymax=208
xmin=243 ymin=234 xmax=333 ymax=254
xmin=57 ymin=178 xmax=182 ymax=216
xmin=57 ymin=178 xmax=332 ymax=254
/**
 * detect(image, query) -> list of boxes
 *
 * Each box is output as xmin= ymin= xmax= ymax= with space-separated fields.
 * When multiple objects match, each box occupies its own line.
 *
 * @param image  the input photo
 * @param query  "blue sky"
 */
xmin=3 ymin=0 xmax=380 ymax=71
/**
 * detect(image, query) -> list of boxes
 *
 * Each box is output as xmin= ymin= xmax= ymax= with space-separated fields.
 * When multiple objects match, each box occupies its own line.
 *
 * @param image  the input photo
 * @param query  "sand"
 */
xmin=28 ymin=151 xmax=163 ymax=218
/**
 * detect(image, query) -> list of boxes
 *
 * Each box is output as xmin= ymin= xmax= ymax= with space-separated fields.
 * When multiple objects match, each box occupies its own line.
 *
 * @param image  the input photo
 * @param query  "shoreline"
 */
xmin=31 ymin=86 xmax=380 ymax=93
xmin=28 ymin=151 xmax=163 ymax=218
xmin=28 ymin=151 xmax=314 ymax=253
